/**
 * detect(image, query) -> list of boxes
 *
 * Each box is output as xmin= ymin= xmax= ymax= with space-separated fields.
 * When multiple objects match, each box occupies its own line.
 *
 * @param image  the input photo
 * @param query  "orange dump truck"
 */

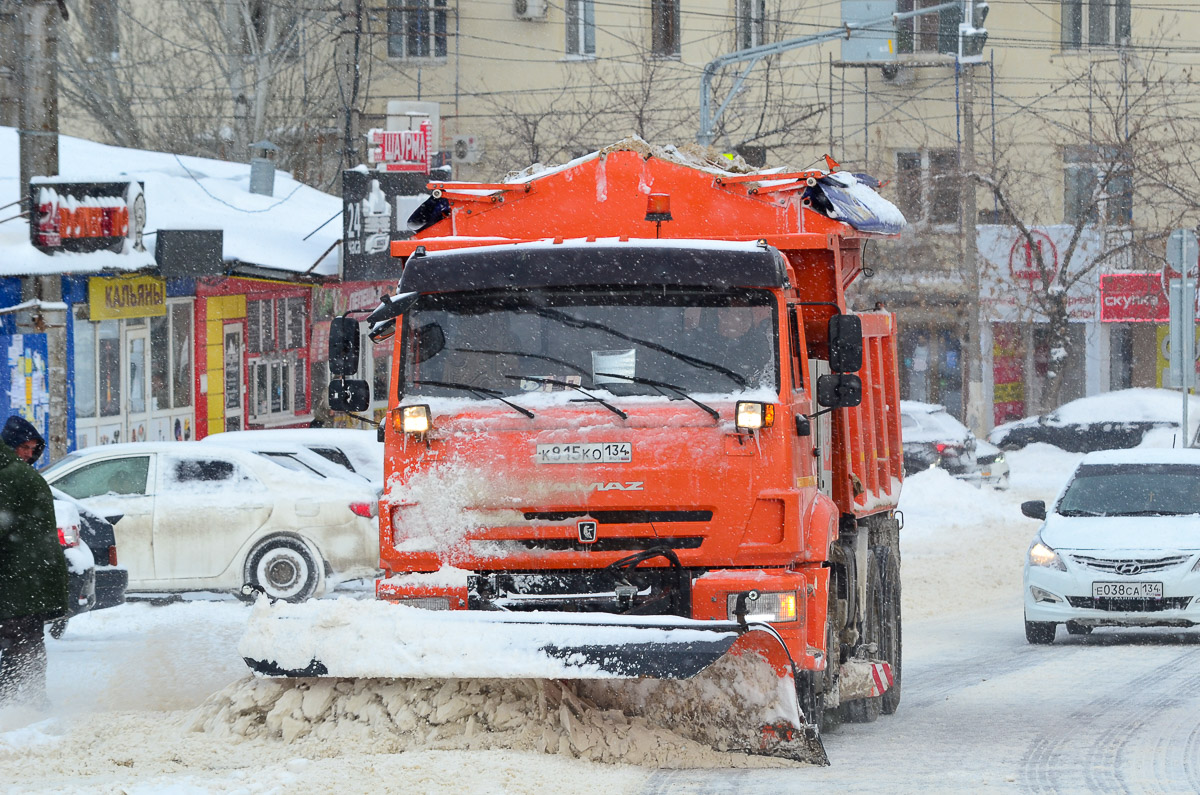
xmin=242 ymin=141 xmax=905 ymax=765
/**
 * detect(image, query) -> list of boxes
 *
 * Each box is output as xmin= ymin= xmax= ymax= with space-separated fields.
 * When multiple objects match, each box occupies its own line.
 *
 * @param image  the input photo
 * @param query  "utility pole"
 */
xmin=962 ymin=61 xmax=986 ymax=435
xmin=16 ymin=0 xmax=69 ymax=461
xmin=336 ymin=0 xmax=364 ymax=183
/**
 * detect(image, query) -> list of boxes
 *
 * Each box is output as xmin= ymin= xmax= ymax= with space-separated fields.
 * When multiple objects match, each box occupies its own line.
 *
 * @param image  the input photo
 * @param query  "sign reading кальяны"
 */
xmin=88 ymin=275 xmax=167 ymax=320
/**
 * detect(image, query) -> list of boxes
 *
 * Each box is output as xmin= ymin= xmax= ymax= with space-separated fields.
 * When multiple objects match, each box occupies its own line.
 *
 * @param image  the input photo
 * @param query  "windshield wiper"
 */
xmin=409 ymin=379 xmax=535 ymax=419
xmin=595 ymin=372 xmax=720 ymax=422
xmin=1058 ymin=509 xmax=1106 ymax=517
xmin=1107 ymin=509 xmax=1185 ymax=517
xmin=504 ymin=375 xmax=628 ymax=420
xmin=529 ymin=306 xmax=748 ymax=388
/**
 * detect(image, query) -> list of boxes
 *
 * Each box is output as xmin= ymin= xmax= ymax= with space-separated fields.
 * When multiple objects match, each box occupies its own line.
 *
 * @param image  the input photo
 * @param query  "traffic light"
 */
xmin=960 ymin=0 xmax=989 ymax=61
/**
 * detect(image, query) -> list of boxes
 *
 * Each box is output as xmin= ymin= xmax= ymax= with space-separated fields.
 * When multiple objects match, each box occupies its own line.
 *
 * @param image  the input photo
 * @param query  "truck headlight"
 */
xmin=1028 ymin=538 xmax=1066 ymax=571
xmin=726 ymin=590 xmax=798 ymax=623
xmin=395 ymin=404 xmax=431 ymax=435
xmin=735 ymin=402 xmax=775 ymax=431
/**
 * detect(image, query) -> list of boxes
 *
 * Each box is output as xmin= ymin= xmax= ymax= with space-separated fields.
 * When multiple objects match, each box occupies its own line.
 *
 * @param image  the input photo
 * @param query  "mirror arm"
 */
xmin=345 ymin=411 xmax=381 ymax=428
xmin=806 ymin=406 xmax=837 ymax=421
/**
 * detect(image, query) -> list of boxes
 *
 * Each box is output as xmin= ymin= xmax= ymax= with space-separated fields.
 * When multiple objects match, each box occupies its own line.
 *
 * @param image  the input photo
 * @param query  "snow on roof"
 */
xmin=1047 ymin=388 xmax=1200 ymax=426
xmin=0 ymin=126 xmax=341 ymax=279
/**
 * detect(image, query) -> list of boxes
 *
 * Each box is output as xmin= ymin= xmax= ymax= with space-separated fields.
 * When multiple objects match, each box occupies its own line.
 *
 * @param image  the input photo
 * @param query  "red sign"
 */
xmin=1008 ymin=230 xmax=1058 ymax=280
xmin=1100 ymin=273 xmax=1168 ymax=323
xmin=366 ymin=120 xmax=431 ymax=173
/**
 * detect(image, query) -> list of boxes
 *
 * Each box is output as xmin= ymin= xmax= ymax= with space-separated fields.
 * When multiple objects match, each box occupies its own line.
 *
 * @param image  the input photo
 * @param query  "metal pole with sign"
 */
xmin=1166 ymin=228 xmax=1199 ymax=445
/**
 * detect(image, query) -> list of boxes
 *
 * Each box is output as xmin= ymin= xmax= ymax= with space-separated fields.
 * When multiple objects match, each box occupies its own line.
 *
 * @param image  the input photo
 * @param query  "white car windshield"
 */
xmin=1057 ymin=463 xmax=1200 ymax=517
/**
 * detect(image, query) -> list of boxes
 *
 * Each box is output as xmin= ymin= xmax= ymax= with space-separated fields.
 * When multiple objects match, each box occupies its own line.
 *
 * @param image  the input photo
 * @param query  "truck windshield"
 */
xmin=400 ymin=288 xmax=778 ymax=399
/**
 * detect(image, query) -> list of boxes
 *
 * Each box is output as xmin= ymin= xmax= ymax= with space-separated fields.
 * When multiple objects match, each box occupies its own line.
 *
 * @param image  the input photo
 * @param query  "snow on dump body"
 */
xmin=239 ymin=597 xmax=742 ymax=680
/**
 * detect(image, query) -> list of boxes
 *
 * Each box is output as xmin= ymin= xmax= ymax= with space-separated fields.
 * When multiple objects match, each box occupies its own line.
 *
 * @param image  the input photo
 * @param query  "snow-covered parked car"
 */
xmin=975 ymin=439 xmax=1010 ymax=490
xmin=201 ymin=435 xmax=377 ymax=495
xmin=201 ymin=428 xmax=384 ymax=492
xmin=991 ymin=388 xmax=1200 ymax=452
xmin=42 ymin=442 xmax=380 ymax=602
xmin=899 ymin=401 xmax=980 ymax=483
xmin=51 ymin=498 xmax=95 ymax=638
xmin=1021 ymin=448 xmax=1200 ymax=643
xmin=52 ymin=486 xmax=128 ymax=611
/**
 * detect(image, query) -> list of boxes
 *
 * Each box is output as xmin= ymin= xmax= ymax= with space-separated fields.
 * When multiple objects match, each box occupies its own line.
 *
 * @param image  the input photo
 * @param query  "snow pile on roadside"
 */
xmin=897 ymin=445 xmax=1082 ymax=620
xmin=191 ymin=656 xmax=806 ymax=769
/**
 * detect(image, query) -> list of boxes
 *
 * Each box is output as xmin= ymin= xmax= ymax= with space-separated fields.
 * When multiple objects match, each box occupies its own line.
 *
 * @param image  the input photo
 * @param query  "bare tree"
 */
xmin=58 ymin=0 xmax=345 ymax=186
xmin=973 ymin=46 xmax=1200 ymax=407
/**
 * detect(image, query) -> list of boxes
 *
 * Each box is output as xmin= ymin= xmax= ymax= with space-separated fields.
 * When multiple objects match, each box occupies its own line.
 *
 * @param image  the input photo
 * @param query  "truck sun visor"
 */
xmin=398 ymin=244 xmax=790 ymax=294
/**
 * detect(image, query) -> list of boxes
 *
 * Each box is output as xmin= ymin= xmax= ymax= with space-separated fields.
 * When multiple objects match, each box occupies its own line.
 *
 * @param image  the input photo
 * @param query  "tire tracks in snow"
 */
xmin=1020 ymin=639 xmax=1200 ymax=794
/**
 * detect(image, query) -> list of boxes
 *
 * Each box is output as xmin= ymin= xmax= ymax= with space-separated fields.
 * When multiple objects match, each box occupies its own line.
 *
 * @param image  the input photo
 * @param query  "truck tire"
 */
xmin=796 ymin=670 xmax=825 ymax=732
xmin=879 ymin=549 xmax=902 ymax=715
xmin=244 ymin=537 xmax=322 ymax=603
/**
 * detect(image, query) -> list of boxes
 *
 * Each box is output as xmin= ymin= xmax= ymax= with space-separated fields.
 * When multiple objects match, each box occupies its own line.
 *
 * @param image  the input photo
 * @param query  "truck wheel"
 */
xmin=48 ymin=619 xmax=68 ymax=639
xmin=245 ymin=537 xmax=322 ymax=603
xmin=1024 ymin=615 xmax=1056 ymax=644
xmin=796 ymin=670 xmax=825 ymax=732
xmin=879 ymin=550 xmax=902 ymax=715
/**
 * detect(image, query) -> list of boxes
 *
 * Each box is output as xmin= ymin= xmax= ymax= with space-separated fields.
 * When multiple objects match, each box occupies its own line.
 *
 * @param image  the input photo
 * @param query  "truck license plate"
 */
xmin=1092 ymin=581 xmax=1163 ymax=599
xmin=536 ymin=442 xmax=632 ymax=464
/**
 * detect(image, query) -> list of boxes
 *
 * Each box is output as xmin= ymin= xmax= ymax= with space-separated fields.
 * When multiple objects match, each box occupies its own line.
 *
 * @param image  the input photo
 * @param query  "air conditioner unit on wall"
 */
xmin=513 ymin=0 xmax=547 ymax=20
xmin=451 ymin=135 xmax=482 ymax=165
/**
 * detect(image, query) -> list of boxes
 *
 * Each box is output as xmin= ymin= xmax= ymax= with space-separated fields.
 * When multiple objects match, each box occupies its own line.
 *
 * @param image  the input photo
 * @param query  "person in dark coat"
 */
xmin=1 ymin=415 xmax=45 ymax=465
xmin=0 ymin=419 xmax=67 ymax=708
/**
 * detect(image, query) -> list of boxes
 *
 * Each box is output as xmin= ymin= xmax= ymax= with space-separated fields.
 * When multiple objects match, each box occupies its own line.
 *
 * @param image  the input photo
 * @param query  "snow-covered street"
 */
xmin=5 ymin=444 xmax=1200 ymax=793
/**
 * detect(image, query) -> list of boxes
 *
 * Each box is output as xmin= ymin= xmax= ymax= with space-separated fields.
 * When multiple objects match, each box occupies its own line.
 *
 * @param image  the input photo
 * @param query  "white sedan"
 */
xmin=1022 ymin=448 xmax=1200 ymax=643
xmin=43 ymin=442 xmax=380 ymax=602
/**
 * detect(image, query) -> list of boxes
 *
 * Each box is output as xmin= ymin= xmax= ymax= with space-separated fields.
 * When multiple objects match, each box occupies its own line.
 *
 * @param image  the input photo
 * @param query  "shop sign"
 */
xmin=342 ymin=171 xmax=430 ymax=281
xmin=88 ymin=275 xmax=167 ymax=320
xmin=978 ymin=225 xmax=1102 ymax=323
xmin=366 ymin=120 xmax=431 ymax=173
xmin=1099 ymin=273 xmax=1173 ymax=323
xmin=29 ymin=180 xmax=146 ymax=254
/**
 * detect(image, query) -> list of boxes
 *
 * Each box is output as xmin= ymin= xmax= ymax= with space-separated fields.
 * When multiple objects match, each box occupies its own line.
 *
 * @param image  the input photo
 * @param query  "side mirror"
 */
xmin=329 ymin=378 xmax=370 ymax=412
xmin=329 ymin=317 xmax=361 ymax=376
xmin=828 ymin=314 xmax=863 ymax=374
xmin=816 ymin=373 xmax=862 ymax=408
xmin=1021 ymin=500 xmax=1047 ymax=520
xmin=412 ymin=322 xmax=446 ymax=364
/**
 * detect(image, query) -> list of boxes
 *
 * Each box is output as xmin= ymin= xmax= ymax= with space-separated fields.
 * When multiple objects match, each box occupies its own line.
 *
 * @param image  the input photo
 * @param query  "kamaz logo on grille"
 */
xmin=1115 ymin=562 xmax=1143 ymax=575
xmin=590 ymin=481 xmax=644 ymax=491
xmin=578 ymin=520 xmax=598 ymax=544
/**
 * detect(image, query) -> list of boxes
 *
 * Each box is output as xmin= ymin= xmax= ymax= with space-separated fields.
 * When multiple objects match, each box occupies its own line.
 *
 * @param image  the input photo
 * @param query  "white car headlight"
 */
xmin=1028 ymin=538 xmax=1066 ymax=571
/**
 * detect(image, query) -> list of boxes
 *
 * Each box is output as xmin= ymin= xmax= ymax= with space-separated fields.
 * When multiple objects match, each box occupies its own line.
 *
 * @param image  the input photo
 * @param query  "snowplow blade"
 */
xmin=238 ymin=598 xmax=828 ymax=765
xmin=239 ymin=597 xmax=743 ymax=680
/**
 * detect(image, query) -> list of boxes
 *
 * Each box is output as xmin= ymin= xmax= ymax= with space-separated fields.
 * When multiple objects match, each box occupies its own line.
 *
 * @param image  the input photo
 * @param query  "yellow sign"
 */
xmin=89 ymin=275 xmax=167 ymax=320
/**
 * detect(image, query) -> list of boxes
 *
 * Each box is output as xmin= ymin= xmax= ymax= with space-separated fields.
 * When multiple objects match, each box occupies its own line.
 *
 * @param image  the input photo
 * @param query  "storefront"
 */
xmin=1099 ymin=272 xmax=1193 ymax=390
xmin=67 ymin=274 xmax=196 ymax=448
xmin=194 ymin=277 xmax=314 ymax=437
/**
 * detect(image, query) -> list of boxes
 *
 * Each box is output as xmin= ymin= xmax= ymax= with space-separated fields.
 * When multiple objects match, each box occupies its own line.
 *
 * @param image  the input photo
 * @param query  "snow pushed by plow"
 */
xmin=191 ymin=653 xmax=810 ymax=769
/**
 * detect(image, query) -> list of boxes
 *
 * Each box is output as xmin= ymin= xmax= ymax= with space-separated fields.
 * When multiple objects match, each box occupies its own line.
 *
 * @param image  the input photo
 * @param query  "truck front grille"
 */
xmin=523 ymin=510 xmax=713 ymax=524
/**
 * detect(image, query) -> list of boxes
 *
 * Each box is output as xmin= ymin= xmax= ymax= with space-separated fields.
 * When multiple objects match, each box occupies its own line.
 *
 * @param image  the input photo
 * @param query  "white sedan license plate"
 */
xmin=536 ymin=442 xmax=632 ymax=464
xmin=1092 ymin=581 xmax=1163 ymax=599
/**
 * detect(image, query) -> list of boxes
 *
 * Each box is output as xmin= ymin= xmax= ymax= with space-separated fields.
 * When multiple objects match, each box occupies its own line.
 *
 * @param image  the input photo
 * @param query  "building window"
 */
xmin=894 ymin=149 xmax=959 ymax=226
xmin=651 ymin=0 xmax=679 ymax=56
xmin=150 ymin=300 xmax=193 ymax=413
xmin=736 ymin=0 xmax=765 ymax=50
xmin=247 ymin=296 xmax=309 ymax=423
xmin=387 ymin=0 xmax=448 ymax=60
xmin=1061 ymin=0 xmax=1130 ymax=49
xmin=1063 ymin=146 xmax=1132 ymax=226
xmin=566 ymin=0 xmax=595 ymax=56
xmin=895 ymin=0 xmax=950 ymax=54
